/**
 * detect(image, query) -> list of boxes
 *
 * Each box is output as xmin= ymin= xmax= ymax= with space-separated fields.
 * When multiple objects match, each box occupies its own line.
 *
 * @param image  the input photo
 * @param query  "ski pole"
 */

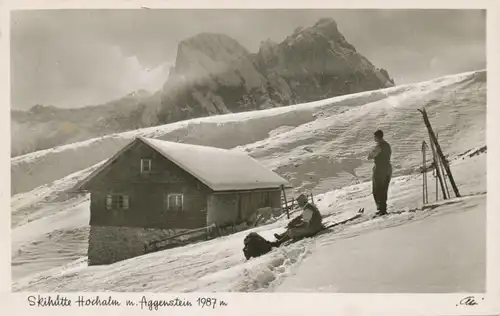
xmin=421 ymin=141 xmax=429 ymax=204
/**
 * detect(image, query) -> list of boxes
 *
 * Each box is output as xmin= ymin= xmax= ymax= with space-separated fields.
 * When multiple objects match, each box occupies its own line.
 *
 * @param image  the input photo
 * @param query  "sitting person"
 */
xmin=272 ymin=194 xmax=323 ymax=247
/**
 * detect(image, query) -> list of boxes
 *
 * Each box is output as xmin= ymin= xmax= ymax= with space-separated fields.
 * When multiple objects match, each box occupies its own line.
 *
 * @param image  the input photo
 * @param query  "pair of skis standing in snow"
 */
xmin=243 ymin=129 xmax=392 ymax=260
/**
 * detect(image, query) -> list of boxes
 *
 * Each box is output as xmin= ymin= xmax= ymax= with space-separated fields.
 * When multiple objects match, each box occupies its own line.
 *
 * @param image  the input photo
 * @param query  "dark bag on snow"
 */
xmin=243 ymin=232 xmax=273 ymax=260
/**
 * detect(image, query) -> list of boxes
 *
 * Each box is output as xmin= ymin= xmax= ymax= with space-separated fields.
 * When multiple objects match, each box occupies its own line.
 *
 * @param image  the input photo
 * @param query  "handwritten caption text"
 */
xmin=27 ymin=295 xmax=228 ymax=311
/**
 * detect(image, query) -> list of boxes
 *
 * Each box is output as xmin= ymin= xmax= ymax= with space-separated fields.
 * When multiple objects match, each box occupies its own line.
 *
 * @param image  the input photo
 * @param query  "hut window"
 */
xmin=167 ymin=194 xmax=184 ymax=212
xmin=141 ymin=159 xmax=152 ymax=173
xmin=106 ymin=194 xmax=129 ymax=210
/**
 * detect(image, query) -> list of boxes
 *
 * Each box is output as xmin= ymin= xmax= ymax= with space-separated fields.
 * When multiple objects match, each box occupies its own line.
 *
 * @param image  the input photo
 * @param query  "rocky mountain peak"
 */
xmin=158 ymin=18 xmax=395 ymax=124
xmin=173 ymin=32 xmax=250 ymax=77
xmin=314 ymin=17 xmax=338 ymax=30
xmin=282 ymin=17 xmax=355 ymax=54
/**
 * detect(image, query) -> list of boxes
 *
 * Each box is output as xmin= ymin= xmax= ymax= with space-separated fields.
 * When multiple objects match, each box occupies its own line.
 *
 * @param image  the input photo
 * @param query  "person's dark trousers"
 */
xmin=372 ymin=165 xmax=392 ymax=214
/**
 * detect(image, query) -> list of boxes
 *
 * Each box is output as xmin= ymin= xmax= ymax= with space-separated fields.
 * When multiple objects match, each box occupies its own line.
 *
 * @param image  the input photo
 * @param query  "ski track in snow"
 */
xmin=11 ymin=70 xmax=486 ymax=292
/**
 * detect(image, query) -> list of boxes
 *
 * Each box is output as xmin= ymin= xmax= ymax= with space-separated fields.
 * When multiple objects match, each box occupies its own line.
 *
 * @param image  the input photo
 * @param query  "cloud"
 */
xmin=10 ymin=9 xmax=485 ymax=110
xmin=11 ymin=10 xmax=171 ymax=109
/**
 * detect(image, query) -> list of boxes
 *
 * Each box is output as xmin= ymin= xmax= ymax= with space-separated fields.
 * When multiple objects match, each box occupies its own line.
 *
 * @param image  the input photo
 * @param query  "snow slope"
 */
xmin=11 ymin=70 xmax=486 ymax=292
xmin=277 ymin=194 xmax=486 ymax=293
xmin=11 ymin=70 xmax=484 ymax=196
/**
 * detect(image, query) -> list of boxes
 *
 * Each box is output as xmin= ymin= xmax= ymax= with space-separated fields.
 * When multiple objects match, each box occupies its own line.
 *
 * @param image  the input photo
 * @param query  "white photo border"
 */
xmin=1 ymin=1 xmax=498 ymax=315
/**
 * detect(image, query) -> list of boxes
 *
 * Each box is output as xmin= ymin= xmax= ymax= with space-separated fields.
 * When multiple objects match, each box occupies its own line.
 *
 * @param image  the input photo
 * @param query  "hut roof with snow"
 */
xmin=74 ymin=136 xmax=290 ymax=192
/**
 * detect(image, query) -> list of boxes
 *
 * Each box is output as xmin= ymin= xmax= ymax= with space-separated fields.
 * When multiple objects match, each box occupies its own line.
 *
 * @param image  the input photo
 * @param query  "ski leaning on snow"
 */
xmin=328 ymin=194 xmax=482 ymax=228
xmin=312 ymin=203 xmax=435 ymax=236
xmin=320 ymin=207 xmax=365 ymax=230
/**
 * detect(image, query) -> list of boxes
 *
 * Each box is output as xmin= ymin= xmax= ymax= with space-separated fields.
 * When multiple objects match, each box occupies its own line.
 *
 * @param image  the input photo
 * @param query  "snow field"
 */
xmin=11 ymin=70 xmax=486 ymax=292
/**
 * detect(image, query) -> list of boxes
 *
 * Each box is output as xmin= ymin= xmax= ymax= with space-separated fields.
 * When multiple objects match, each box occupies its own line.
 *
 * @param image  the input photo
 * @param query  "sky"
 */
xmin=10 ymin=9 xmax=486 ymax=110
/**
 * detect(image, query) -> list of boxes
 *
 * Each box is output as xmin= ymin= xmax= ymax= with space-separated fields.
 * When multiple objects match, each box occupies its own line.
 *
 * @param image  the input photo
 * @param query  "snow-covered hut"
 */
xmin=73 ymin=136 xmax=290 ymax=265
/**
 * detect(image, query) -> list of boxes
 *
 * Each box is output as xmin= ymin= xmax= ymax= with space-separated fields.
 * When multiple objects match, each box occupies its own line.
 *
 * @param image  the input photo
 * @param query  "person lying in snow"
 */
xmin=271 ymin=193 xmax=323 ymax=247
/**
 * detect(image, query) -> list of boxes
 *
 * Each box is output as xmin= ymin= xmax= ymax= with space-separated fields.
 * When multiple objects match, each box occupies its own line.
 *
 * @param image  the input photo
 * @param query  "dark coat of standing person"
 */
xmin=367 ymin=130 xmax=392 ymax=216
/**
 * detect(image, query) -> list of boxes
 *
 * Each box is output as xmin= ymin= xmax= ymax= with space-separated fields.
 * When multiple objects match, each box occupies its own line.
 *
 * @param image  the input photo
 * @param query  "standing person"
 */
xmin=272 ymin=194 xmax=323 ymax=246
xmin=367 ymin=129 xmax=392 ymax=216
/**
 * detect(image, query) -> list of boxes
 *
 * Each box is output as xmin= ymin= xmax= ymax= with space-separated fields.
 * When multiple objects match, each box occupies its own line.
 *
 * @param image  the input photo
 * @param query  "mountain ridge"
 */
xmin=12 ymin=18 xmax=394 ymax=157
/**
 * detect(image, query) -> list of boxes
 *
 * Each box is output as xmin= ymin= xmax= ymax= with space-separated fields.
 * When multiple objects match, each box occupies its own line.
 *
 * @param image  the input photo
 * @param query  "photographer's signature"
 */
xmin=457 ymin=296 xmax=484 ymax=306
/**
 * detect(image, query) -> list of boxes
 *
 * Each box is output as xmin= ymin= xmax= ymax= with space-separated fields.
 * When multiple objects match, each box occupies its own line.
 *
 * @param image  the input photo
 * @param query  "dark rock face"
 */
xmin=12 ymin=18 xmax=394 ymax=156
xmin=156 ymin=18 xmax=394 ymax=124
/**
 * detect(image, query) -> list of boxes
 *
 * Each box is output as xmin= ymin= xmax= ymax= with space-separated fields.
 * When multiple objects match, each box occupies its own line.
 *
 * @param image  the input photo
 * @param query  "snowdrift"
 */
xmin=11 ymin=70 xmax=486 ymax=292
